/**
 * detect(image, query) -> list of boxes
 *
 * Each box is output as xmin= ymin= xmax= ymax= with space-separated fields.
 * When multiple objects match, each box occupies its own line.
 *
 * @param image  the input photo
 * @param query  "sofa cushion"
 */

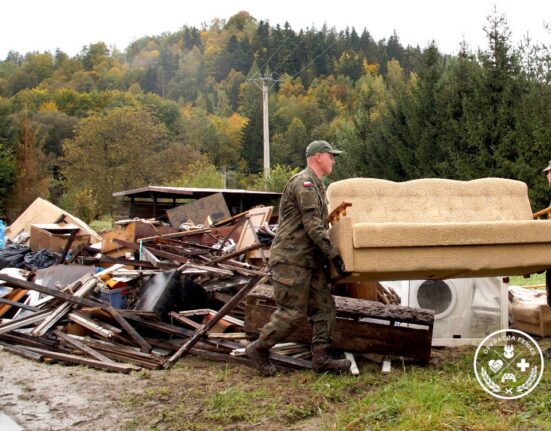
xmin=327 ymin=178 xmax=533 ymax=223
xmin=352 ymin=220 xmax=551 ymax=248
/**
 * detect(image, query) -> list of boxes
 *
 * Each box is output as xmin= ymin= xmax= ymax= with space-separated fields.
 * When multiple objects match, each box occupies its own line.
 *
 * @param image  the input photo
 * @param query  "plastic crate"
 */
xmin=99 ymin=287 xmax=127 ymax=309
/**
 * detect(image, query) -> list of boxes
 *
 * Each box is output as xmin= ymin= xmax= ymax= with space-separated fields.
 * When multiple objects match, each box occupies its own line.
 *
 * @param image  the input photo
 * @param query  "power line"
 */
xmin=250 ymin=31 xmax=293 ymax=80
xmin=270 ymin=30 xmax=308 ymax=78
xmin=292 ymin=38 xmax=339 ymax=79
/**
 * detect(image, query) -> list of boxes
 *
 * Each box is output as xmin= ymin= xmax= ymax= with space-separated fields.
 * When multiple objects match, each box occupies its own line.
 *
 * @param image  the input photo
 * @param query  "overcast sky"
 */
xmin=2 ymin=0 xmax=550 ymax=59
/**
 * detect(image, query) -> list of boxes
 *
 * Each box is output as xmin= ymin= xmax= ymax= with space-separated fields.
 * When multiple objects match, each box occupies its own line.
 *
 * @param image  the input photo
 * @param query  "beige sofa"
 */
xmin=327 ymin=178 xmax=551 ymax=282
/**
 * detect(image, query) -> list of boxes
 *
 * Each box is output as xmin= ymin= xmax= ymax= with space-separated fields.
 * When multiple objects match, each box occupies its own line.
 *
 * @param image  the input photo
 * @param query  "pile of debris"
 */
xmin=0 ymin=196 xmax=434 ymax=375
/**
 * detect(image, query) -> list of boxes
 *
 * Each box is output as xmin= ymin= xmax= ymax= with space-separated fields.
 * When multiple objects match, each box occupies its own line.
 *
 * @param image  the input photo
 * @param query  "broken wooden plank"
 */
xmin=168 ymin=312 xmax=201 ymax=329
xmin=230 ymin=345 xmax=312 ymax=369
xmin=67 ymin=312 xmax=117 ymax=338
xmin=0 ymin=340 xmax=44 ymax=362
xmin=33 ymin=274 xmax=97 ymax=336
xmin=0 ymin=274 xmax=104 ymax=309
xmin=188 ymin=347 xmax=253 ymax=366
xmin=0 ymin=288 xmax=28 ymax=317
xmin=206 ymin=332 xmax=248 ymax=339
xmin=197 ymin=243 xmax=263 ymax=267
xmin=0 ymin=297 xmax=40 ymax=312
xmin=53 ymin=330 xmax=115 ymax=364
xmin=178 ymin=262 xmax=234 ymax=277
xmin=0 ymin=310 xmax=51 ymax=335
xmin=164 ymin=275 xmax=263 ymax=368
xmin=344 ymin=352 xmax=359 ymax=375
xmin=107 ymin=306 xmax=151 ymax=353
xmin=113 ymin=239 xmax=189 ymax=264
xmin=22 ymin=346 xmax=136 ymax=373
xmin=99 ymin=254 xmax=176 ymax=270
xmin=0 ymin=331 xmax=57 ymax=349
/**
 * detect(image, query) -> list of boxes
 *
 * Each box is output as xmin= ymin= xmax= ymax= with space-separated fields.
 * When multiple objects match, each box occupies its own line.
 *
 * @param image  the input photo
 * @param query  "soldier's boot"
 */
xmin=312 ymin=346 xmax=351 ymax=374
xmin=246 ymin=340 xmax=276 ymax=377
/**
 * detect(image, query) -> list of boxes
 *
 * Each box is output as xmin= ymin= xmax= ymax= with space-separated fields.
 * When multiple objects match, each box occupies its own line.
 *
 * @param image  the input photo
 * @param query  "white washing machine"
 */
xmin=381 ymin=277 xmax=508 ymax=346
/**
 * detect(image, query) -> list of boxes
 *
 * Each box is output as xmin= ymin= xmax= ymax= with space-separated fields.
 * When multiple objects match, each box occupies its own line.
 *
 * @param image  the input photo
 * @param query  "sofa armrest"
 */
xmin=329 ymin=216 xmax=354 ymax=271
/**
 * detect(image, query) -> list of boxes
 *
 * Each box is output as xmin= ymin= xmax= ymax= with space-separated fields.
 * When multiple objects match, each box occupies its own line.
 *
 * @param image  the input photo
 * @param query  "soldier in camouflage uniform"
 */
xmin=246 ymin=140 xmax=350 ymax=376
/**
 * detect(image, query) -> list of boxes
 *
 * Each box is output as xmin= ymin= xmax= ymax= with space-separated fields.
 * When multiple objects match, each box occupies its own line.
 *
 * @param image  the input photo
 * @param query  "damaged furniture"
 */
xmin=327 ymin=178 xmax=551 ymax=282
xmin=244 ymin=285 xmax=434 ymax=362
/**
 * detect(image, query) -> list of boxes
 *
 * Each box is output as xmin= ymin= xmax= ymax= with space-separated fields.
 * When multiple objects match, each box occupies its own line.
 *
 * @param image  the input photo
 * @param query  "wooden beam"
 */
xmin=0 ymin=297 xmax=40 ymax=312
xmin=113 ymin=239 xmax=188 ymax=263
xmin=32 ymin=275 xmax=97 ymax=336
xmin=0 ymin=310 xmax=51 ymax=335
xmin=53 ymin=330 xmax=115 ymax=364
xmin=22 ymin=346 xmax=136 ymax=373
xmin=107 ymin=306 xmax=151 ymax=353
xmin=0 ymin=340 xmax=44 ymax=362
xmin=67 ymin=312 xmax=117 ymax=338
xmin=0 ymin=274 xmax=104 ymax=309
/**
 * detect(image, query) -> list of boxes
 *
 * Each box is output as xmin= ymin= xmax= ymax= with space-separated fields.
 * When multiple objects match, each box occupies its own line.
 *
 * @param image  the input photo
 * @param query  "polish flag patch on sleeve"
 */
xmin=303 ymin=181 xmax=313 ymax=187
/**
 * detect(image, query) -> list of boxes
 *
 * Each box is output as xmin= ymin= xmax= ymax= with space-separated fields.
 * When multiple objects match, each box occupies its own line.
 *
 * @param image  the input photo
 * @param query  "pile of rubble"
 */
xmin=0 ymin=196 xmax=434 ymax=375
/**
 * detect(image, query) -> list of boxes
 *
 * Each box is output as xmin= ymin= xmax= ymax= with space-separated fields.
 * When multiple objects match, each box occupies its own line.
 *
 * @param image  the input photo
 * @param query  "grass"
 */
xmin=117 ymin=347 xmax=551 ymax=431
xmin=89 ymin=215 xmax=113 ymax=233
xmin=509 ymin=272 xmax=546 ymax=287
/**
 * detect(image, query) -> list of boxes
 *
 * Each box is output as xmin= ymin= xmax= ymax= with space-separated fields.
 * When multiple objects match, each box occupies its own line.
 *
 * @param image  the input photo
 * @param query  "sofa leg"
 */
xmin=546 ymin=270 xmax=551 ymax=307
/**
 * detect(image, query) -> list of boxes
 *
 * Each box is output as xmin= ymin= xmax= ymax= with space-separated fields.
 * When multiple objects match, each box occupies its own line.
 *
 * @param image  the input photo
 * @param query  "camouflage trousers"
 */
xmin=257 ymin=262 xmax=336 ymax=349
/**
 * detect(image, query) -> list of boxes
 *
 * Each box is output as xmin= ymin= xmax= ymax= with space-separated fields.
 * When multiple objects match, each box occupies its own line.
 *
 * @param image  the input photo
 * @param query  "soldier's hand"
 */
xmin=332 ymin=255 xmax=347 ymax=277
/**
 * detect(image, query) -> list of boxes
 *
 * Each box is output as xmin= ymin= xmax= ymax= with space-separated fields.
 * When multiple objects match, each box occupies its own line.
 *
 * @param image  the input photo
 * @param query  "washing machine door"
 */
xmin=410 ymin=279 xmax=457 ymax=319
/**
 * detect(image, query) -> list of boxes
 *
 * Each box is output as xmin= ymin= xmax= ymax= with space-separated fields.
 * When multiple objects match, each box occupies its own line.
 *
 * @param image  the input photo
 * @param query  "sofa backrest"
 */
xmin=327 ymin=178 xmax=533 ymax=223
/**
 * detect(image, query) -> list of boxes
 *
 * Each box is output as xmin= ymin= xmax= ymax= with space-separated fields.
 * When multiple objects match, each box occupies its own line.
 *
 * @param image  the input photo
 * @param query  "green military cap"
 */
xmin=544 ymin=160 xmax=551 ymax=173
xmin=305 ymin=140 xmax=343 ymax=158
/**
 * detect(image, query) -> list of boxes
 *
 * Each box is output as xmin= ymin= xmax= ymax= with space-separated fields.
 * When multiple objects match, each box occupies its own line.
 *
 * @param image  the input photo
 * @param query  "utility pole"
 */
xmin=248 ymin=75 xmax=281 ymax=180
xmin=261 ymin=78 xmax=270 ymax=179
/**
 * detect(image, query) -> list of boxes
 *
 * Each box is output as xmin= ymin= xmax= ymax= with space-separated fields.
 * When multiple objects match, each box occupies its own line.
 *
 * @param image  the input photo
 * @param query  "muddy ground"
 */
xmin=0 ymin=349 xmax=326 ymax=431
xmin=0 ymin=350 xmax=150 ymax=430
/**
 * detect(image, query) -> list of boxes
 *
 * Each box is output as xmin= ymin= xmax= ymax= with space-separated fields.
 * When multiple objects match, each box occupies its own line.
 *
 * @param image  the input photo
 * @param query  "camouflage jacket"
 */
xmin=269 ymin=166 xmax=339 ymax=268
